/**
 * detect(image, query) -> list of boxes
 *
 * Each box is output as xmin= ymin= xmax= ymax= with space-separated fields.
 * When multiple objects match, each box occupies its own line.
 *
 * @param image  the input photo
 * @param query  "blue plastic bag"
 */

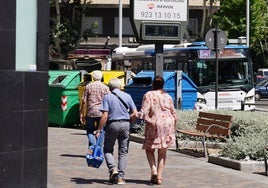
xmin=85 ymin=132 xmax=104 ymax=168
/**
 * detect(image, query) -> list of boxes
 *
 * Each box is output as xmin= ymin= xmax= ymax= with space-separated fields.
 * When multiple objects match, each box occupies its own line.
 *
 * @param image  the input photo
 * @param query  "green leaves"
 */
xmin=212 ymin=0 xmax=268 ymax=67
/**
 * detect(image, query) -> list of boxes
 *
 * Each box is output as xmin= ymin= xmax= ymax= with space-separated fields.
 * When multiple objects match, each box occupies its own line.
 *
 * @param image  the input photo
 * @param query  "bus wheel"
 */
xmin=255 ymin=93 xmax=261 ymax=101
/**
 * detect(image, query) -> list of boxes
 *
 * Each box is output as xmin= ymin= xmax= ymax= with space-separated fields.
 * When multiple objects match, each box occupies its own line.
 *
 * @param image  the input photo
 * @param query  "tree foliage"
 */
xmin=212 ymin=0 xmax=268 ymax=68
xmin=49 ymin=0 xmax=95 ymax=55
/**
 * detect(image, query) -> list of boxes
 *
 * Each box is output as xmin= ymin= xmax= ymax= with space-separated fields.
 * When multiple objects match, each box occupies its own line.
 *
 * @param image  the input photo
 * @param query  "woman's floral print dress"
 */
xmin=137 ymin=90 xmax=178 ymax=150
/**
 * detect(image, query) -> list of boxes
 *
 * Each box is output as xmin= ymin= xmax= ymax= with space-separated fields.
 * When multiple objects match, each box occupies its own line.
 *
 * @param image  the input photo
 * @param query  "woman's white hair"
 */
xmin=92 ymin=70 xmax=103 ymax=81
xmin=108 ymin=78 xmax=121 ymax=89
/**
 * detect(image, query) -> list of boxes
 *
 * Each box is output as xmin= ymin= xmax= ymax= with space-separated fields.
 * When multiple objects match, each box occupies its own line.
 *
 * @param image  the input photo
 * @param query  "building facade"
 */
xmin=80 ymin=0 xmax=219 ymax=47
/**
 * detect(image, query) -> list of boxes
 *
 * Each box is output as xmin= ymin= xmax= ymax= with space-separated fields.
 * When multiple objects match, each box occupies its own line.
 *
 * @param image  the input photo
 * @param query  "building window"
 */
xmin=188 ymin=18 xmax=198 ymax=35
xmin=114 ymin=17 xmax=134 ymax=35
xmin=84 ymin=17 xmax=103 ymax=35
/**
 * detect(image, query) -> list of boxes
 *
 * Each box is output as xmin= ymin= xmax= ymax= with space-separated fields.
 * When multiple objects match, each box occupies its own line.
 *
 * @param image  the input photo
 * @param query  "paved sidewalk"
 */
xmin=48 ymin=127 xmax=268 ymax=188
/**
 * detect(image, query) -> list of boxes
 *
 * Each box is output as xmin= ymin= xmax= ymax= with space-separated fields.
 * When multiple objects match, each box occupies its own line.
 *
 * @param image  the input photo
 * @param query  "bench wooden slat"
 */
xmin=176 ymin=111 xmax=233 ymax=158
xmin=199 ymin=111 xmax=233 ymax=122
xmin=197 ymin=118 xmax=232 ymax=129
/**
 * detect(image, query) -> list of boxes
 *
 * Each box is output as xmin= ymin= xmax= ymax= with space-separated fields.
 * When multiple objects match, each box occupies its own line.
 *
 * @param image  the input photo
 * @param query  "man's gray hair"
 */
xmin=92 ymin=70 xmax=103 ymax=81
xmin=108 ymin=78 xmax=122 ymax=89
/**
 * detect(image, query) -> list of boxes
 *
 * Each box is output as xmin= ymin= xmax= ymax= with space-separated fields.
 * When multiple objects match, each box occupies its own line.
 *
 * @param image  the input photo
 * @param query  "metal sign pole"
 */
xmin=205 ymin=28 xmax=227 ymax=110
xmin=119 ymin=0 xmax=122 ymax=47
xmin=214 ymin=28 xmax=219 ymax=110
xmin=155 ymin=44 xmax=164 ymax=77
xmin=246 ymin=0 xmax=250 ymax=47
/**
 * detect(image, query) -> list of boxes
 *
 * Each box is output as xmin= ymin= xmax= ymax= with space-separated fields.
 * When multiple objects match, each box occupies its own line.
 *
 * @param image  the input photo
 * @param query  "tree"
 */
xmin=250 ymin=0 xmax=268 ymax=67
xmin=212 ymin=0 xmax=268 ymax=68
xmin=200 ymin=0 xmax=219 ymax=39
xmin=50 ymin=0 xmax=61 ymax=54
xmin=200 ymin=0 xmax=207 ymax=39
xmin=49 ymin=0 xmax=92 ymax=55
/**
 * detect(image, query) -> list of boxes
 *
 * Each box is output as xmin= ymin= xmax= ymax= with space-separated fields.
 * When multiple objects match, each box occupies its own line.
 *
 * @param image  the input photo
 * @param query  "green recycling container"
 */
xmin=48 ymin=70 xmax=81 ymax=127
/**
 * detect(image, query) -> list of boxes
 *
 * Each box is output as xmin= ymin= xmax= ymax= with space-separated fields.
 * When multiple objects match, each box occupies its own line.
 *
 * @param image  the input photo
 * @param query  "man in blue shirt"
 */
xmin=95 ymin=78 xmax=137 ymax=185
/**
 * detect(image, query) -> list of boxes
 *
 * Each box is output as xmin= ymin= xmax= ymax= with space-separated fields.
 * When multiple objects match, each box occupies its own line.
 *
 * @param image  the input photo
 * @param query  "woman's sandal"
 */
xmin=150 ymin=174 xmax=158 ymax=184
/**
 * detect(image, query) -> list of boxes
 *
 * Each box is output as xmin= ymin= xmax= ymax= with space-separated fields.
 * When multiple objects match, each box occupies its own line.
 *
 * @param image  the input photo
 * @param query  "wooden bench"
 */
xmin=176 ymin=111 xmax=233 ymax=158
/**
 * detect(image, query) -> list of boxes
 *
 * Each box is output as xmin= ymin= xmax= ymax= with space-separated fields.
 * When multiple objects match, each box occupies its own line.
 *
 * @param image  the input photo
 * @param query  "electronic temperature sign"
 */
xmin=130 ymin=0 xmax=188 ymax=43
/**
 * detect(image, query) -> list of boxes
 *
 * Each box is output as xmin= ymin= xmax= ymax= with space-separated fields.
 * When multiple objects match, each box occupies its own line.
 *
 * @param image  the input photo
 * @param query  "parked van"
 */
xmin=256 ymin=68 xmax=268 ymax=83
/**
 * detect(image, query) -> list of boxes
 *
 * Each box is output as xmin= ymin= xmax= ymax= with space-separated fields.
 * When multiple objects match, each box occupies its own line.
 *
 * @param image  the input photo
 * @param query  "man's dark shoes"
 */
xmin=109 ymin=169 xmax=118 ymax=184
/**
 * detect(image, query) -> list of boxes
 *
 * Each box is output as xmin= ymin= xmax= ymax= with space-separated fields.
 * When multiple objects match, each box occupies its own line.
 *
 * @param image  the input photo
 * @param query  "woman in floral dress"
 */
xmin=136 ymin=76 xmax=178 ymax=185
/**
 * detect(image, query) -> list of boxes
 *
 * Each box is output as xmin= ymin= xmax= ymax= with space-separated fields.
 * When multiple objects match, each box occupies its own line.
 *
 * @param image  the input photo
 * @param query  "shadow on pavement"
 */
xmin=70 ymin=177 xmax=150 ymax=185
xmin=61 ymin=154 xmax=85 ymax=158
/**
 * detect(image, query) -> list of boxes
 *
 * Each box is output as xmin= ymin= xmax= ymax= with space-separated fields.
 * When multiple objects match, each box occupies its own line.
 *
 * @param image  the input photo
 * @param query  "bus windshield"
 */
xmin=187 ymin=48 xmax=253 ymax=91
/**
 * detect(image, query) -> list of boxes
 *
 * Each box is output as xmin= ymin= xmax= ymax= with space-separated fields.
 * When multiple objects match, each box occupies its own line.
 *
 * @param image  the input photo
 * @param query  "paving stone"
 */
xmin=48 ymin=127 xmax=268 ymax=188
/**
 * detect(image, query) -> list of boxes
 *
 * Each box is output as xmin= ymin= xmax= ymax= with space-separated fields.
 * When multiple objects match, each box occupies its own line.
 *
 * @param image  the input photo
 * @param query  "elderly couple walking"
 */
xmin=80 ymin=70 xmax=177 ymax=185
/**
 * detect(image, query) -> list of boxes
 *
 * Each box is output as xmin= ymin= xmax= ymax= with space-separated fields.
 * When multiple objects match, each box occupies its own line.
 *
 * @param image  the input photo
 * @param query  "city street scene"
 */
xmin=1 ymin=0 xmax=268 ymax=188
xmin=47 ymin=0 xmax=268 ymax=187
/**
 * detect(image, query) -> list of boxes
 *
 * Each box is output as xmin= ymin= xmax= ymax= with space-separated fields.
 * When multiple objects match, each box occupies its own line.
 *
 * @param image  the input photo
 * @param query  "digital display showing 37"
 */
xmin=142 ymin=23 xmax=180 ymax=41
xmin=144 ymin=24 xmax=179 ymax=37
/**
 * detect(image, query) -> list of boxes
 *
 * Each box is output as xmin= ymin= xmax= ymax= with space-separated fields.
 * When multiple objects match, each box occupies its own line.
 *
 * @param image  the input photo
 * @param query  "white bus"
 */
xmin=112 ymin=41 xmax=255 ymax=111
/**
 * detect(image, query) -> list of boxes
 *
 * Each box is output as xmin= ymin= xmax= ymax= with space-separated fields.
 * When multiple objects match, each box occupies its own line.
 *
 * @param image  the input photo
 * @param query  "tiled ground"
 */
xmin=48 ymin=127 xmax=268 ymax=188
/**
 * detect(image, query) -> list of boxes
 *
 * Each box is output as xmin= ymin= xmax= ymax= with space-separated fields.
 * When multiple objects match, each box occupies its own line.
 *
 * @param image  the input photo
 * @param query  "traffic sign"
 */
xmin=205 ymin=28 xmax=227 ymax=110
xmin=205 ymin=28 xmax=227 ymax=51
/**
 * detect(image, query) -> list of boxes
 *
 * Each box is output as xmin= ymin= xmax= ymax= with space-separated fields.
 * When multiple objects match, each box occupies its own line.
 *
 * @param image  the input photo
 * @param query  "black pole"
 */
xmin=214 ymin=28 xmax=219 ymax=110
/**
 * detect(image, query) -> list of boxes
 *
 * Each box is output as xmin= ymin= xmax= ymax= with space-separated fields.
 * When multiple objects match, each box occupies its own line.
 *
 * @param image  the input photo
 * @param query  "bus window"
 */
xmin=190 ymin=60 xmax=209 ymax=86
xmin=142 ymin=60 xmax=154 ymax=70
xmin=112 ymin=61 xmax=125 ymax=71
xmin=164 ymin=58 xmax=176 ymax=70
